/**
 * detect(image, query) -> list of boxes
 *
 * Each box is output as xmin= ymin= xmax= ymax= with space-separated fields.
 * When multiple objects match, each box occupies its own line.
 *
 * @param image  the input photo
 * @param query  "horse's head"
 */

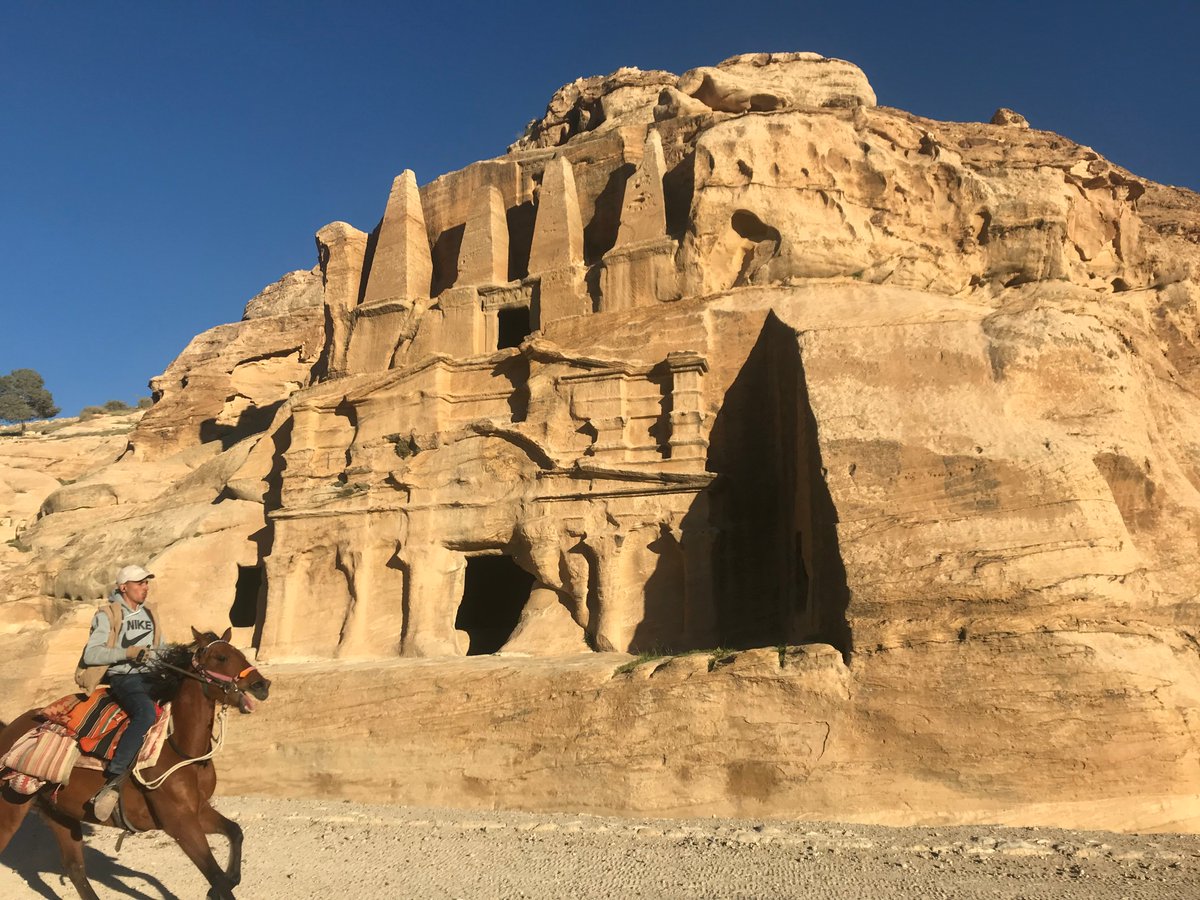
xmin=190 ymin=627 xmax=271 ymax=713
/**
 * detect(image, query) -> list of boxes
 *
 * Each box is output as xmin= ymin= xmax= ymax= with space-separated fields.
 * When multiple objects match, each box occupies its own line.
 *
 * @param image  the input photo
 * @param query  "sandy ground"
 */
xmin=1 ymin=796 xmax=1198 ymax=899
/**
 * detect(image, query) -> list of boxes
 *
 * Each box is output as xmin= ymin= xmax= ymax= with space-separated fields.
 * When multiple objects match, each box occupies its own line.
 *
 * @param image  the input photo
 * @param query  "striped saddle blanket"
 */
xmin=0 ymin=690 xmax=172 ymax=793
xmin=40 ymin=689 xmax=172 ymax=762
xmin=0 ymin=722 xmax=79 ymax=789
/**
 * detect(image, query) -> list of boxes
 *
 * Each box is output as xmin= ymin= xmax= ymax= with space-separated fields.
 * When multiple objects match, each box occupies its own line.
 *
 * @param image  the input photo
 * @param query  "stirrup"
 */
xmin=91 ymin=773 xmax=128 ymax=821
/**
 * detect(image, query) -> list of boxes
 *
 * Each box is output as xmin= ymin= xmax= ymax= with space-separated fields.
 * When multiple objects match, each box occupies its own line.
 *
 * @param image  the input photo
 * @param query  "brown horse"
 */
xmin=0 ymin=627 xmax=270 ymax=900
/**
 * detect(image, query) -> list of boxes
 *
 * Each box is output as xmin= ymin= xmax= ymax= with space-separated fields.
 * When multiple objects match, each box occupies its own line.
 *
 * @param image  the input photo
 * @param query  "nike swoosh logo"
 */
xmin=121 ymin=632 xmax=151 ymax=648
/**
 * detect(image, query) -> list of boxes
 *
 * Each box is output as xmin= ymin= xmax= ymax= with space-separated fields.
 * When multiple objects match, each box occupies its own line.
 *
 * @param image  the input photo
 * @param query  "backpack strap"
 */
xmin=75 ymin=601 xmax=127 ymax=691
xmin=102 ymin=601 xmax=122 ymax=649
xmin=144 ymin=603 xmax=164 ymax=648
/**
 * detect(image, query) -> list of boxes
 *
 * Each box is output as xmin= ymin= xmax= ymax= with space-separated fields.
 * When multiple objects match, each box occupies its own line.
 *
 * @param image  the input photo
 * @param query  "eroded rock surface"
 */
xmin=2 ymin=51 xmax=1199 ymax=831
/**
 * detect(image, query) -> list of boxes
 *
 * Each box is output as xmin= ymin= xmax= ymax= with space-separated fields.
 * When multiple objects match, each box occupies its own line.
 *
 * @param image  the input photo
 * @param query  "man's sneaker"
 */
xmin=91 ymin=778 xmax=124 ymax=820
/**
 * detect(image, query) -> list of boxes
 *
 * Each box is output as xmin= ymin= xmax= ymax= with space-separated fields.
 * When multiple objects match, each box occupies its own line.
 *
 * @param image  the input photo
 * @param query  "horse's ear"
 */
xmin=191 ymin=626 xmax=203 ymax=642
xmin=220 ymin=627 xmax=232 ymax=642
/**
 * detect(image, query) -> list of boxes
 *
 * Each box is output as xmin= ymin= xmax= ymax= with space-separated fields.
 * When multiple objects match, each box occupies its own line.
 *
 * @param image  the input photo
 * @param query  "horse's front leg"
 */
xmin=40 ymin=810 xmax=101 ymax=900
xmin=198 ymin=800 xmax=243 ymax=885
xmin=154 ymin=805 xmax=238 ymax=899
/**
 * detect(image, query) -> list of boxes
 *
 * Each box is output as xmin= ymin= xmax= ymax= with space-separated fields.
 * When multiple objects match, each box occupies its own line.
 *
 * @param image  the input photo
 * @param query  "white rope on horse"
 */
xmin=134 ymin=705 xmax=228 ymax=791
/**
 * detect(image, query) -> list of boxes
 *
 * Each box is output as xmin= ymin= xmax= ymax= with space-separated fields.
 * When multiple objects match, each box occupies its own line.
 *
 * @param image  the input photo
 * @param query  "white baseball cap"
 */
xmin=115 ymin=564 xmax=154 ymax=585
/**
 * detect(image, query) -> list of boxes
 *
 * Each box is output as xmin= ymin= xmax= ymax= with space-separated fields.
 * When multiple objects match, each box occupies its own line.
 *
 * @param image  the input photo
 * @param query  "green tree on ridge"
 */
xmin=0 ymin=368 xmax=60 ymax=422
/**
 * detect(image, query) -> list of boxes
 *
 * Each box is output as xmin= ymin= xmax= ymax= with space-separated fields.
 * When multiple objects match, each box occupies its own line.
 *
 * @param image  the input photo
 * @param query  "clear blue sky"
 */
xmin=3 ymin=0 xmax=1196 ymax=418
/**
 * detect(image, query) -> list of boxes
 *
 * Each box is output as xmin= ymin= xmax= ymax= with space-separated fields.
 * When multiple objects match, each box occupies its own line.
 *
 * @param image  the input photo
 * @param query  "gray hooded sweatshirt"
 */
xmin=81 ymin=592 xmax=158 ymax=677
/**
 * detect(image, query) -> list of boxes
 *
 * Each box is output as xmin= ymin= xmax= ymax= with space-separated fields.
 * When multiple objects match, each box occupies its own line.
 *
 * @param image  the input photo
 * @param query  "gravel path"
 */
xmin=2 ymin=796 xmax=1198 ymax=899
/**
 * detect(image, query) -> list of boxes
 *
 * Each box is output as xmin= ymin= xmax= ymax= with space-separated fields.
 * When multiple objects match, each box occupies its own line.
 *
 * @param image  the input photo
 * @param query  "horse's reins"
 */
xmin=135 ymin=707 xmax=228 ymax=790
xmin=131 ymin=641 xmax=259 ymax=791
xmin=148 ymin=641 xmax=260 ymax=702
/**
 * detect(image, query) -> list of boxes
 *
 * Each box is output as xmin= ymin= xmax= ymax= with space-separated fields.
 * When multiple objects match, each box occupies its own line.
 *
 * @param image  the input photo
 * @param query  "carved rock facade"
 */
xmin=3 ymin=52 xmax=1200 ymax=829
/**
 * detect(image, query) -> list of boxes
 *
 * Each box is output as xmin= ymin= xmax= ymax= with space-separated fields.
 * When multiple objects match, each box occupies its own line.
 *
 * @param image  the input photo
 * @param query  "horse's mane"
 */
xmin=142 ymin=641 xmax=201 ymax=703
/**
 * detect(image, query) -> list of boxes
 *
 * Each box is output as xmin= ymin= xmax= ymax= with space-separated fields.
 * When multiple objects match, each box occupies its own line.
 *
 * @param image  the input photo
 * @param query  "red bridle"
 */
xmin=192 ymin=640 xmax=260 ymax=690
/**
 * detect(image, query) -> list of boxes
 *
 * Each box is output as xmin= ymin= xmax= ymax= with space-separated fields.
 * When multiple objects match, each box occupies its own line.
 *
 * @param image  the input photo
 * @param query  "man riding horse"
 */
xmin=1 ymin=562 xmax=270 ymax=898
xmin=77 ymin=563 xmax=166 ymax=820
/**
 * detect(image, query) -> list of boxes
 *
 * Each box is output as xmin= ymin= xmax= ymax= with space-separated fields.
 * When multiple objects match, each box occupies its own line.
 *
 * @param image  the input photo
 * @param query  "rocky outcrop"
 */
xmin=678 ymin=51 xmax=876 ymax=112
xmin=136 ymin=271 xmax=324 ymax=460
xmin=513 ymin=52 xmax=876 ymax=151
xmin=2 ymin=51 xmax=1199 ymax=831
xmin=512 ymin=67 xmax=678 ymax=151
xmin=990 ymin=107 xmax=1030 ymax=128
xmin=242 ymin=268 xmax=324 ymax=319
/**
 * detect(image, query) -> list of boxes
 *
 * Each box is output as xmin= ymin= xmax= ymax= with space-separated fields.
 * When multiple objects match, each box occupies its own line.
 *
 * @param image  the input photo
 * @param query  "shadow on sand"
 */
xmin=3 ymin=813 xmax=180 ymax=900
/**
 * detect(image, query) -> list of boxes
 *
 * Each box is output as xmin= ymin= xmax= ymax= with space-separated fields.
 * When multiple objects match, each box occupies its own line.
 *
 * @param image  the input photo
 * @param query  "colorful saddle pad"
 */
xmin=40 ymin=690 xmax=171 ymax=763
xmin=0 ymin=692 xmax=173 ymax=795
xmin=0 ymin=722 xmax=79 ymax=787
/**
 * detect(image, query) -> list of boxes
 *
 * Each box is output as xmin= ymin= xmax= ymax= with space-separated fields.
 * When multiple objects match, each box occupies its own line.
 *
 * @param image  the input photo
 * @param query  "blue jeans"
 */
xmin=107 ymin=673 xmax=157 ymax=777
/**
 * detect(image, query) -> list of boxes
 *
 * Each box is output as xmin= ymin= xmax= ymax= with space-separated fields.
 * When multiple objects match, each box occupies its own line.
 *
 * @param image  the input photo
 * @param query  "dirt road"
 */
xmin=2 ymin=796 xmax=1198 ymax=898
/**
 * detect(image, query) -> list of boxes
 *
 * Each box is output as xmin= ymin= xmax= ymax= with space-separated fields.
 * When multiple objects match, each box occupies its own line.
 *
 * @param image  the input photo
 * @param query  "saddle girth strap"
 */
xmin=111 ymin=786 xmax=145 ymax=839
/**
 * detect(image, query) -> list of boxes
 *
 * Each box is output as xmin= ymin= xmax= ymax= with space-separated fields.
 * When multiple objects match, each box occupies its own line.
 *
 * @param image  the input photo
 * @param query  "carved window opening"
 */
xmin=497 ymin=306 xmax=531 ymax=350
xmin=229 ymin=564 xmax=262 ymax=629
xmin=455 ymin=554 xmax=534 ymax=655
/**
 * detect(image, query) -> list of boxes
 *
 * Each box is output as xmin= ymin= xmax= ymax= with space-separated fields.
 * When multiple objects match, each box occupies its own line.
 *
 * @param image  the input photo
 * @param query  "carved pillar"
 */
xmin=363 ymin=169 xmax=433 ymax=304
xmin=334 ymin=516 xmax=407 ymax=658
xmin=257 ymin=530 xmax=298 ymax=661
xmin=423 ymin=365 xmax=448 ymax=434
xmin=399 ymin=543 xmax=466 ymax=657
xmin=259 ymin=522 xmax=357 ymax=660
xmin=566 ymin=373 xmax=629 ymax=463
xmin=599 ymin=130 xmax=680 ymax=312
xmin=529 ymin=156 xmax=589 ymax=327
xmin=457 ymin=184 xmax=510 ymax=286
xmin=346 ymin=169 xmax=433 ymax=372
xmin=665 ymin=351 xmax=709 ymax=462
xmin=501 ymin=582 xmax=590 ymax=655
xmin=588 ymin=532 xmax=628 ymax=652
xmin=436 ymin=286 xmax=485 ymax=357
xmin=616 ymin=130 xmax=669 ymax=245
xmin=316 ymin=222 xmax=368 ymax=378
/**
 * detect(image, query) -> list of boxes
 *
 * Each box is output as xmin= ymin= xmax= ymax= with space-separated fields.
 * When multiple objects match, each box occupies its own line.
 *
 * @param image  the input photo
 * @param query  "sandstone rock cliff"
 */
xmin=2 ymin=52 xmax=1199 ymax=831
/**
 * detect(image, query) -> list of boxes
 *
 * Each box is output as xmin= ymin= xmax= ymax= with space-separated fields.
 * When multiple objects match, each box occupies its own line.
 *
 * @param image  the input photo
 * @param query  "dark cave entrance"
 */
xmin=455 ymin=554 xmax=535 ymax=655
xmin=229 ymin=564 xmax=263 ymax=629
xmin=704 ymin=311 xmax=851 ymax=657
